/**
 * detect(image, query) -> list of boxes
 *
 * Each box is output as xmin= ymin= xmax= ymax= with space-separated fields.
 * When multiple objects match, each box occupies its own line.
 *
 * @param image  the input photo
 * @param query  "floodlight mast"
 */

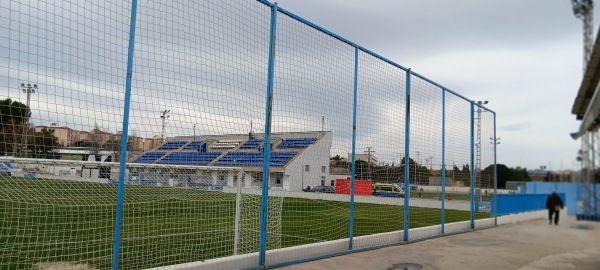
xmin=160 ymin=110 xmax=170 ymax=142
xmin=572 ymin=0 xmax=594 ymax=71
xmin=572 ymin=0 xmax=597 ymax=220
xmin=20 ymin=83 xmax=38 ymax=157
xmin=476 ymin=100 xmax=488 ymax=190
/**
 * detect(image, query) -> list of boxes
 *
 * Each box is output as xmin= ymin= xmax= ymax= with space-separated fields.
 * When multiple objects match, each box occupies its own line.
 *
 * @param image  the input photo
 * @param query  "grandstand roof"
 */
xmin=572 ymin=28 xmax=600 ymax=132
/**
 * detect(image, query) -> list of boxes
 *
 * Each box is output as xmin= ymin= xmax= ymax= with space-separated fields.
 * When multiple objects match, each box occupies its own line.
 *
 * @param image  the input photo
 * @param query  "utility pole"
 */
xmin=20 ymin=83 xmax=37 ymax=157
xmin=160 ymin=110 xmax=170 ymax=142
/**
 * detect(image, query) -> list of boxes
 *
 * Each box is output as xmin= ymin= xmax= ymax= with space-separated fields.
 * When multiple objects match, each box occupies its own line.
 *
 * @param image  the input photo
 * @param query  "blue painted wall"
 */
xmin=524 ymin=182 xmax=595 ymax=216
xmin=492 ymin=193 xmax=565 ymax=216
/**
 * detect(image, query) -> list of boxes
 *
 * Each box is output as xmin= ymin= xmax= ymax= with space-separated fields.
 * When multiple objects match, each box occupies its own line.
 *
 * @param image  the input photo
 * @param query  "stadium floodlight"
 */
xmin=160 ymin=110 xmax=170 ymax=142
xmin=20 ymin=82 xmax=38 ymax=157
xmin=475 ymin=100 xmax=489 ymax=187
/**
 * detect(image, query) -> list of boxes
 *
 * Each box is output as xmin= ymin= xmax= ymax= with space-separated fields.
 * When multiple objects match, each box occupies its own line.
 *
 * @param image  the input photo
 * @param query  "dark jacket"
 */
xmin=546 ymin=193 xmax=564 ymax=211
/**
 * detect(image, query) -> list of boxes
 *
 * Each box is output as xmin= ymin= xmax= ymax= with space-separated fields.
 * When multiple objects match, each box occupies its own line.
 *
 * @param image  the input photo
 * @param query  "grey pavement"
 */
xmin=276 ymin=216 xmax=600 ymax=270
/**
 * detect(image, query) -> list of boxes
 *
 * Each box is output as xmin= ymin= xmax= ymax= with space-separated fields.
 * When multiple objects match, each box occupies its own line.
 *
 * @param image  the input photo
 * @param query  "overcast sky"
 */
xmin=272 ymin=0 xmax=594 ymax=171
xmin=1 ymin=0 xmax=593 ymax=171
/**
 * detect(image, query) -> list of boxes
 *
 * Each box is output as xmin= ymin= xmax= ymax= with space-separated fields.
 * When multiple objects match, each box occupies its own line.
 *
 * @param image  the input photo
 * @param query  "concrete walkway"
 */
xmin=277 ymin=216 xmax=600 ymax=270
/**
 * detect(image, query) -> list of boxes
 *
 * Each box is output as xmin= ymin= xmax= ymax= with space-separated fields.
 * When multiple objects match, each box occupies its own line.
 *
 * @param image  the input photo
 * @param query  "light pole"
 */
xmin=490 ymin=137 xmax=501 ymax=146
xmin=476 ymin=100 xmax=488 ymax=189
xmin=160 ymin=110 xmax=170 ymax=142
xmin=193 ymin=123 xmax=197 ymax=142
xmin=20 ymin=83 xmax=37 ymax=157
xmin=489 ymin=137 xmax=500 ymax=189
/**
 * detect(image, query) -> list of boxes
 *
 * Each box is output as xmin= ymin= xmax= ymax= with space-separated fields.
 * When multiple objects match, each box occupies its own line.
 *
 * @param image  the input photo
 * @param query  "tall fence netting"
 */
xmin=0 ymin=1 xmax=496 ymax=269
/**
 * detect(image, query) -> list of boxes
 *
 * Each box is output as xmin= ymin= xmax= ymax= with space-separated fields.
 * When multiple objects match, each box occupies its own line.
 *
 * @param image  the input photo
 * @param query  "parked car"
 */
xmin=373 ymin=183 xmax=405 ymax=197
xmin=397 ymin=182 xmax=418 ymax=191
xmin=309 ymin=185 xmax=335 ymax=193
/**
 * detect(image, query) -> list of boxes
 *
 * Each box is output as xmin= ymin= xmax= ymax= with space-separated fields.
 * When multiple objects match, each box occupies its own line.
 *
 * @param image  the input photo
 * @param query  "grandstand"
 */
xmin=1 ymin=131 xmax=331 ymax=192
xmin=126 ymin=131 xmax=331 ymax=191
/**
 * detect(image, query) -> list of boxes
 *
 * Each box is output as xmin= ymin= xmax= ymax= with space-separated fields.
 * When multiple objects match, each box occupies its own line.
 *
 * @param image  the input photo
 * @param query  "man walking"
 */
xmin=546 ymin=192 xmax=564 ymax=225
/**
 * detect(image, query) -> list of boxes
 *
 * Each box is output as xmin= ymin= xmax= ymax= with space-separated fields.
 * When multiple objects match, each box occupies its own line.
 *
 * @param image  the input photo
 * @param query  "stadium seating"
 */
xmin=132 ymin=136 xmax=315 ymax=166
xmin=183 ymin=140 xmax=207 ymax=151
xmin=213 ymin=151 xmax=297 ymax=166
xmin=133 ymin=152 xmax=167 ymax=163
xmin=0 ymin=162 xmax=14 ymax=176
xmin=240 ymin=139 xmax=263 ymax=149
xmin=277 ymin=137 xmax=317 ymax=148
xmin=157 ymin=152 xmax=222 ymax=166
xmin=211 ymin=140 xmax=242 ymax=149
xmin=159 ymin=141 xmax=188 ymax=150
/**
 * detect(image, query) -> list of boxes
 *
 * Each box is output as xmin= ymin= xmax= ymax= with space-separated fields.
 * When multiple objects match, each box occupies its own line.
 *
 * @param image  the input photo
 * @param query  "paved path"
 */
xmin=277 ymin=216 xmax=600 ymax=270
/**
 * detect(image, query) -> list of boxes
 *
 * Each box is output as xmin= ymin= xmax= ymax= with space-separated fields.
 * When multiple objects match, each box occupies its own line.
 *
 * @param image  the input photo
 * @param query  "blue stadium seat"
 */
xmin=159 ymin=141 xmax=187 ymax=150
xmin=133 ymin=152 xmax=167 ymax=163
xmin=156 ymin=151 xmax=222 ymax=165
xmin=277 ymin=137 xmax=317 ymax=148
xmin=240 ymin=139 xmax=263 ymax=149
xmin=214 ymin=151 xmax=297 ymax=166
xmin=183 ymin=140 xmax=207 ymax=151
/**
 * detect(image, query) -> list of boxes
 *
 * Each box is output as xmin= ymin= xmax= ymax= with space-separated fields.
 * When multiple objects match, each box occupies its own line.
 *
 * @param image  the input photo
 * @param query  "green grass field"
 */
xmin=0 ymin=177 xmax=489 ymax=270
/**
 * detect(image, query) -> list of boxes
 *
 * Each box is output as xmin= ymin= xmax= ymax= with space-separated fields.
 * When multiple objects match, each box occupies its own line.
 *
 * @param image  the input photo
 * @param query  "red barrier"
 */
xmin=335 ymin=179 xmax=372 ymax=196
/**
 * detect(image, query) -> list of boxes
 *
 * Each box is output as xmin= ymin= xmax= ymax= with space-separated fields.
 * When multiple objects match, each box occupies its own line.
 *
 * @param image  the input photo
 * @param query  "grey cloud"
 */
xmin=1 ymin=0 xmax=495 ymax=168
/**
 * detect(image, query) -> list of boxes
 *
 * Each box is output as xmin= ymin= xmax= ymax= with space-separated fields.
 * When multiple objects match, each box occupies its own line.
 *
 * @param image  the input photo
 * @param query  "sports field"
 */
xmin=0 ymin=177 xmax=489 ymax=269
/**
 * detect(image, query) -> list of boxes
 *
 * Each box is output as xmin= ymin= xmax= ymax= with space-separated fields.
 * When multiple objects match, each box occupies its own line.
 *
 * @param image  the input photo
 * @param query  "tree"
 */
xmin=448 ymin=163 xmax=470 ymax=186
xmin=88 ymin=122 xmax=105 ymax=159
xmin=29 ymin=128 xmax=59 ymax=158
xmin=481 ymin=164 xmax=513 ymax=189
xmin=479 ymin=164 xmax=532 ymax=189
xmin=0 ymin=98 xmax=30 ymax=155
xmin=452 ymin=164 xmax=462 ymax=184
xmin=105 ymin=137 xmax=132 ymax=162
xmin=510 ymin=166 xmax=530 ymax=182
xmin=398 ymin=157 xmax=430 ymax=185
xmin=73 ymin=140 xmax=97 ymax=148
xmin=354 ymin=160 xmax=369 ymax=179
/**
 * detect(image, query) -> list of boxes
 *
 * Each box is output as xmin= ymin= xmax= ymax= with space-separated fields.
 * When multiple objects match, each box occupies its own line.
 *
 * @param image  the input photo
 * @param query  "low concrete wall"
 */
xmin=420 ymin=185 xmax=512 ymax=194
xmin=496 ymin=209 xmax=550 ymax=224
xmin=147 ymin=210 xmax=548 ymax=270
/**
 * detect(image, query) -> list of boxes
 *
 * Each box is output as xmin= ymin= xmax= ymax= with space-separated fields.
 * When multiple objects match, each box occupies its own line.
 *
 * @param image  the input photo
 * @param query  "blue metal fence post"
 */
xmin=403 ymin=69 xmax=411 ymax=241
xmin=441 ymin=88 xmax=446 ymax=233
xmin=348 ymin=47 xmax=359 ymax=250
xmin=112 ymin=0 xmax=138 ymax=269
xmin=259 ymin=2 xmax=278 ymax=267
xmin=493 ymin=111 xmax=498 ymax=225
xmin=470 ymin=101 xmax=475 ymax=229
